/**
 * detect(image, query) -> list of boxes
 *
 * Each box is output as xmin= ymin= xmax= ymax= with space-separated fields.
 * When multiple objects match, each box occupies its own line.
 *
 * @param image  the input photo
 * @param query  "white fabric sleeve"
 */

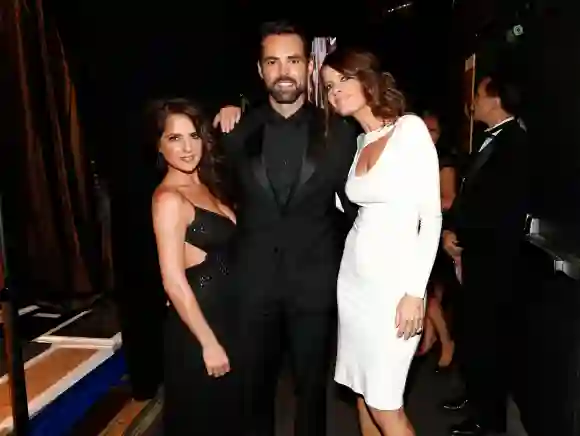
xmin=403 ymin=115 xmax=442 ymax=298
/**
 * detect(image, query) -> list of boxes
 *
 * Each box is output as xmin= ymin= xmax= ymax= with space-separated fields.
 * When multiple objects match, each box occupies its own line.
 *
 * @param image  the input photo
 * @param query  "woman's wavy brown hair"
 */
xmin=147 ymin=98 xmax=232 ymax=206
xmin=322 ymin=48 xmax=406 ymax=120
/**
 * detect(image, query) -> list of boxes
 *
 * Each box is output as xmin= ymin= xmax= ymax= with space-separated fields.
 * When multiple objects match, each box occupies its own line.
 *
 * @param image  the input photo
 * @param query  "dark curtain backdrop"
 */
xmin=1 ymin=0 xmax=110 ymax=306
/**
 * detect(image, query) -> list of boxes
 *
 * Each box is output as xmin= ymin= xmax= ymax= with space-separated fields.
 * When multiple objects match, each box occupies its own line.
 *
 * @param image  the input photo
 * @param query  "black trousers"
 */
xmin=457 ymin=250 xmax=516 ymax=433
xmin=240 ymin=299 xmax=335 ymax=436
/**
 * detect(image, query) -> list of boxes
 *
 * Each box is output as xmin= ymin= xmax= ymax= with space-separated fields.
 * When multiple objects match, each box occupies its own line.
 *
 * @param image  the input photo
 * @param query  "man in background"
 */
xmin=442 ymin=74 xmax=529 ymax=436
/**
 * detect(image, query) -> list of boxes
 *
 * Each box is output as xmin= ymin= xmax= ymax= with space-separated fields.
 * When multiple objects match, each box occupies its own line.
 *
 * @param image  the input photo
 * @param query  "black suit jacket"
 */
xmin=447 ymin=119 xmax=529 ymax=259
xmin=222 ymin=104 xmax=358 ymax=312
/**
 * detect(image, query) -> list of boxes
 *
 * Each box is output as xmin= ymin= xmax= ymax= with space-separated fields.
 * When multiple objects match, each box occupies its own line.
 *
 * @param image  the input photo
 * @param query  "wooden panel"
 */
xmin=0 ymin=348 xmax=97 ymax=422
xmin=98 ymin=400 xmax=149 ymax=436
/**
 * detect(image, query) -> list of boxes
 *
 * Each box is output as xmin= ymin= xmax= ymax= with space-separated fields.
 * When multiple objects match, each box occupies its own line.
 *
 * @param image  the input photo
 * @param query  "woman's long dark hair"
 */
xmin=147 ymin=98 xmax=233 ymax=206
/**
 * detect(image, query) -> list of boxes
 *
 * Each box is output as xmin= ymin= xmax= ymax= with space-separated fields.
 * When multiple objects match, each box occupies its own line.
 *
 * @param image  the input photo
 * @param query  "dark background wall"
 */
xmin=523 ymin=1 xmax=580 ymax=234
xmin=455 ymin=0 xmax=580 ymax=241
xmin=518 ymin=2 xmax=580 ymax=434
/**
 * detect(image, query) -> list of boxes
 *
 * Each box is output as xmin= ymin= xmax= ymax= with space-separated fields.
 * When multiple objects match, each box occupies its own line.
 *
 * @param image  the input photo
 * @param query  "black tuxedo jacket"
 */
xmin=222 ymin=104 xmax=358 ymax=312
xmin=447 ymin=119 xmax=529 ymax=258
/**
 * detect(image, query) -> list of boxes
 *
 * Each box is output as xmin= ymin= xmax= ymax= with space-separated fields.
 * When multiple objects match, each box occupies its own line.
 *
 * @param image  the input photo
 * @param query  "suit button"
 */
xmin=273 ymin=247 xmax=280 ymax=254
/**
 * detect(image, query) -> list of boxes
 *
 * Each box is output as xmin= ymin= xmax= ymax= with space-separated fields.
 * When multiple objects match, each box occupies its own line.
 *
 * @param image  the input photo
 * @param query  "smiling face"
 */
xmin=321 ymin=65 xmax=368 ymax=116
xmin=258 ymin=33 xmax=312 ymax=104
xmin=158 ymin=113 xmax=202 ymax=174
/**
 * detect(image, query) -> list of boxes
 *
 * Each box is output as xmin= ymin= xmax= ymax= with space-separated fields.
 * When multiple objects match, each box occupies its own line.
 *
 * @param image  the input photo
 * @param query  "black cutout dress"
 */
xmin=163 ymin=206 xmax=241 ymax=435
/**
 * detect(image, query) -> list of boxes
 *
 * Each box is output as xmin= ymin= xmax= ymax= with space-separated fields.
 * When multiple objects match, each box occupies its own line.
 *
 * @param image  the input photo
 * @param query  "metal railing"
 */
xmin=0 ymin=194 xmax=30 ymax=434
xmin=526 ymin=215 xmax=580 ymax=281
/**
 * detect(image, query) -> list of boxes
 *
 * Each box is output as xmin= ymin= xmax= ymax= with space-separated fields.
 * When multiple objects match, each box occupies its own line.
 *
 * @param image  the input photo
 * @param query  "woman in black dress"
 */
xmin=150 ymin=98 xmax=240 ymax=435
xmin=416 ymin=111 xmax=457 ymax=369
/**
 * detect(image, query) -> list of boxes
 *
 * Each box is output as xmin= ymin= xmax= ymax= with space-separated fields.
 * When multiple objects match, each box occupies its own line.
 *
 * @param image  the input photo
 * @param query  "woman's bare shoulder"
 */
xmin=152 ymin=185 xmax=189 ymax=219
xmin=153 ymin=184 xmax=180 ymax=203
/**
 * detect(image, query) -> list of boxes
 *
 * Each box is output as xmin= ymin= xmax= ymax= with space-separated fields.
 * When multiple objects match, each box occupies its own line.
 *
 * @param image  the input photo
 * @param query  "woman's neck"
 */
xmin=165 ymin=168 xmax=201 ymax=187
xmin=353 ymin=106 xmax=387 ymax=133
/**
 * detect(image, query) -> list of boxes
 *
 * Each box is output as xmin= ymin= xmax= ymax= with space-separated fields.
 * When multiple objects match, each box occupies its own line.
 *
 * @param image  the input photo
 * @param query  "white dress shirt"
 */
xmin=478 ymin=116 xmax=515 ymax=152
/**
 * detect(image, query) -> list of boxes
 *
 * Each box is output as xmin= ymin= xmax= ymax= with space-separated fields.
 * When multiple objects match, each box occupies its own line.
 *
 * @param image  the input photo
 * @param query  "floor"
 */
xmin=132 ymin=354 xmax=529 ymax=436
xmin=1 ymin=300 xmax=530 ymax=435
xmin=67 ymin=384 xmax=150 ymax=436
xmin=0 ymin=301 xmax=122 ymax=433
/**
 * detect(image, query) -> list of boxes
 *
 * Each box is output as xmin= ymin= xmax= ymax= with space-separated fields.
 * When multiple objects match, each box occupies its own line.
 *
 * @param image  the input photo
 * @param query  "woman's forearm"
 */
xmin=164 ymin=282 xmax=218 ymax=348
xmin=439 ymin=167 xmax=456 ymax=212
xmin=441 ymin=195 xmax=455 ymax=211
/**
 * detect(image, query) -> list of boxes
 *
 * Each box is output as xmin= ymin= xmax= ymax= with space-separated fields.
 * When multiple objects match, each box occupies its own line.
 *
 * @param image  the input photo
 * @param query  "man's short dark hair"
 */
xmin=259 ymin=20 xmax=309 ymax=58
xmin=483 ymin=73 xmax=522 ymax=116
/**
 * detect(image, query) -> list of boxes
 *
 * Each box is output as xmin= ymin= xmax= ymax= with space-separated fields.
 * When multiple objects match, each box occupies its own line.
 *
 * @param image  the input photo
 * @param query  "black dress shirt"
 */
xmin=262 ymin=105 xmax=310 ymax=205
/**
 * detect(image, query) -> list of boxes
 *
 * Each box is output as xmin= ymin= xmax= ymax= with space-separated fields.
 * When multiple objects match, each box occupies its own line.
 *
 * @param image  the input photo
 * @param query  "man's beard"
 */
xmin=267 ymin=77 xmax=305 ymax=104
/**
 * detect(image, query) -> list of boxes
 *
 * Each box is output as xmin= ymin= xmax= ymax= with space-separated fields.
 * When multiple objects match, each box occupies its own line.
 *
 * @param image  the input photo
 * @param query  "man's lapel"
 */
xmin=460 ymin=120 xmax=516 ymax=192
xmin=244 ymin=105 xmax=326 ymax=211
xmin=246 ymin=125 xmax=278 ymax=206
xmin=461 ymin=139 xmax=495 ymax=192
xmin=286 ymin=108 xmax=326 ymax=207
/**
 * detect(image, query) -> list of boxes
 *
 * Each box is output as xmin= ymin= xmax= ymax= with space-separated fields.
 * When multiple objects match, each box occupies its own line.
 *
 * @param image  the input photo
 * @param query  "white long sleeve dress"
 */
xmin=334 ymin=114 xmax=442 ymax=411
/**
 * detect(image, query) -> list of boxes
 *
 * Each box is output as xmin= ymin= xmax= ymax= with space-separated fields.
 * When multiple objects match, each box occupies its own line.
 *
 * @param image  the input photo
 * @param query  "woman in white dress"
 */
xmin=322 ymin=49 xmax=442 ymax=436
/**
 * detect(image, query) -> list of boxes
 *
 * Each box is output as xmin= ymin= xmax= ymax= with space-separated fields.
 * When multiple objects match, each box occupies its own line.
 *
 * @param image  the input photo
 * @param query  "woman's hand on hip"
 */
xmin=395 ymin=294 xmax=425 ymax=340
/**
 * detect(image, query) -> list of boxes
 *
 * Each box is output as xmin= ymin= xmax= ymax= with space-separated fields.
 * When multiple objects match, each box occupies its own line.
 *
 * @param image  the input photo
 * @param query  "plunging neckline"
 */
xmin=353 ymin=122 xmax=396 ymax=178
xmin=191 ymin=205 xmax=235 ymax=226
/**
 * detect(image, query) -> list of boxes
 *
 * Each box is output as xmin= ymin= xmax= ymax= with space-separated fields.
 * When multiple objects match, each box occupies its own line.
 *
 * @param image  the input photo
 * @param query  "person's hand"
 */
xmin=212 ymin=106 xmax=242 ymax=133
xmin=202 ymin=342 xmax=230 ymax=378
xmin=442 ymin=230 xmax=462 ymax=260
xmin=395 ymin=294 xmax=425 ymax=340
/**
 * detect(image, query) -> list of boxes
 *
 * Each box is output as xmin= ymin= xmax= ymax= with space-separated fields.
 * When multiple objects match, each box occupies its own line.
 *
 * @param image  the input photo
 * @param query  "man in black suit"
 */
xmin=214 ymin=21 xmax=358 ymax=436
xmin=442 ymin=74 xmax=529 ymax=435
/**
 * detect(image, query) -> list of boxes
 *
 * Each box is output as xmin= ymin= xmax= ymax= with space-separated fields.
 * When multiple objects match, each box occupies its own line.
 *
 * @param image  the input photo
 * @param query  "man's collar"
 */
xmin=485 ymin=116 xmax=515 ymax=134
xmin=265 ymin=101 xmax=313 ymax=124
